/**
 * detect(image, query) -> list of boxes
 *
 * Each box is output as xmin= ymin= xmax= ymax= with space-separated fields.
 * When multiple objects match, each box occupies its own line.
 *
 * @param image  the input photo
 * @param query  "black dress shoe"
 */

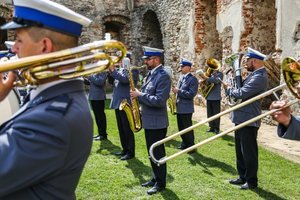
xmin=240 ymin=182 xmax=257 ymax=190
xmin=93 ymin=135 xmax=100 ymax=139
xmin=93 ymin=135 xmax=100 ymax=140
xmin=229 ymin=178 xmax=246 ymax=185
xmin=213 ymin=129 xmax=220 ymax=134
xmin=114 ymin=151 xmax=126 ymax=156
xmin=177 ymin=146 xmax=186 ymax=150
xmin=120 ymin=154 xmax=134 ymax=160
xmin=141 ymin=180 xmax=155 ymax=187
xmin=147 ymin=185 xmax=165 ymax=195
xmin=99 ymin=135 xmax=107 ymax=140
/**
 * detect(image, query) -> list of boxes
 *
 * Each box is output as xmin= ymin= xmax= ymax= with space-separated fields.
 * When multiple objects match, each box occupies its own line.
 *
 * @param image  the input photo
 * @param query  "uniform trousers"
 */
xmin=91 ymin=100 xmax=107 ymax=138
xmin=115 ymin=109 xmax=135 ymax=156
xmin=176 ymin=113 xmax=194 ymax=148
xmin=234 ymin=125 xmax=259 ymax=186
xmin=206 ymin=100 xmax=221 ymax=132
xmin=145 ymin=128 xmax=167 ymax=187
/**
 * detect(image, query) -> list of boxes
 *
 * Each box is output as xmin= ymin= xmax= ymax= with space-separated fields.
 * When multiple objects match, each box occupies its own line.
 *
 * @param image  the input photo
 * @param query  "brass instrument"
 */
xmin=119 ymin=66 xmax=143 ymax=133
xmin=0 ymin=40 xmax=126 ymax=86
xmin=149 ymin=57 xmax=300 ymax=166
xmin=197 ymin=58 xmax=221 ymax=98
xmin=167 ymin=92 xmax=177 ymax=115
xmin=224 ymin=53 xmax=244 ymax=106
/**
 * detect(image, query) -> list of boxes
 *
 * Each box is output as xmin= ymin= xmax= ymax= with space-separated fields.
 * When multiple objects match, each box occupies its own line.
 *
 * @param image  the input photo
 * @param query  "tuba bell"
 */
xmin=224 ymin=53 xmax=244 ymax=106
xmin=196 ymin=58 xmax=221 ymax=98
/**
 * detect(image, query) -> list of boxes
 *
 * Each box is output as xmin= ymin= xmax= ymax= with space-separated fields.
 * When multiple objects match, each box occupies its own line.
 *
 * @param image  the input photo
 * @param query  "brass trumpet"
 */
xmin=149 ymin=57 xmax=300 ymax=166
xmin=0 ymin=40 xmax=126 ymax=86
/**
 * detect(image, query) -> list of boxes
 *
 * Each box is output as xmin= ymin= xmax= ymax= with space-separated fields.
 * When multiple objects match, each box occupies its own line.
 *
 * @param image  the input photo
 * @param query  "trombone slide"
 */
xmin=149 ymin=83 xmax=290 ymax=165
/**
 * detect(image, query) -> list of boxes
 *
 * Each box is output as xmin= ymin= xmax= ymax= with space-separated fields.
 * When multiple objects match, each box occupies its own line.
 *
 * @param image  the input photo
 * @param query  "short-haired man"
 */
xmin=0 ymin=0 xmax=93 ymax=198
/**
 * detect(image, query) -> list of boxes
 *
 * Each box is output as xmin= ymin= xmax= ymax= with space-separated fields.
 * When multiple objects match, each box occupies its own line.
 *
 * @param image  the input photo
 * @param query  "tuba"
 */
xmin=224 ymin=53 xmax=244 ymax=106
xmin=196 ymin=58 xmax=221 ymax=98
xmin=119 ymin=66 xmax=145 ymax=133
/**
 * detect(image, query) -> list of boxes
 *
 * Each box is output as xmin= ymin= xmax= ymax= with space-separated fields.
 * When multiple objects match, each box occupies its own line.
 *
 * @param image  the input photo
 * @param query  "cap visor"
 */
xmin=1 ymin=21 xmax=27 ymax=30
xmin=142 ymin=56 xmax=149 ymax=59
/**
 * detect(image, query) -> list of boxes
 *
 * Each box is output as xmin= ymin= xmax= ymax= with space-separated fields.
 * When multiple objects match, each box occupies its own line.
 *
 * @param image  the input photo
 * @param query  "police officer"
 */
xmin=131 ymin=46 xmax=171 ymax=195
xmin=0 ymin=0 xmax=93 ymax=198
xmin=109 ymin=55 xmax=135 ymax=160
xmin=205 ymin=65 xmax=223 ymax=134
xmin=172 ymin=58 xmax=198 ymax=151
xmin=224 ymin=47 xmax=268 ymax=190
xmin=86 ymin=72 xmax=108 ymax=141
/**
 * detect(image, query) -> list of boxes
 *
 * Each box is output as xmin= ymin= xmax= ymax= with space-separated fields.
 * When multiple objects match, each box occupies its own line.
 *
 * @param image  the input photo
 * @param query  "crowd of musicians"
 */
xmin=0 ymin=0 xmax=299 ymax=199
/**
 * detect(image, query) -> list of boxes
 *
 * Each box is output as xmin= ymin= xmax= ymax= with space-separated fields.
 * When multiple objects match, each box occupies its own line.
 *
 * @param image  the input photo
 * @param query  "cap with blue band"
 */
xmin=1 ymin=0 xmax=91 ymax=37
xmin=246 ymin=47 xmax=266 ymax=61
xmin=142 ymin=46 xmax=164 ymax=58
xmin=180 ymin=58 xmax=192 ymax=67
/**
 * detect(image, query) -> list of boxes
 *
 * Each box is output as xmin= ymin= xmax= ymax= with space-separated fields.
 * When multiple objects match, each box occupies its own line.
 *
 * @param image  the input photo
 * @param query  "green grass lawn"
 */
xmin=76 ymin=100 xmax=300 ymax=200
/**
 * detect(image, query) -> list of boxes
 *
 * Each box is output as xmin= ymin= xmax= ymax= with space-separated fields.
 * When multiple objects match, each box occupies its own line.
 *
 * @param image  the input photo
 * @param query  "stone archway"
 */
xmin=103 ymin=15 xmax=130 ymax=46
xmin=137 ymin=10 xmax=163 ymax=64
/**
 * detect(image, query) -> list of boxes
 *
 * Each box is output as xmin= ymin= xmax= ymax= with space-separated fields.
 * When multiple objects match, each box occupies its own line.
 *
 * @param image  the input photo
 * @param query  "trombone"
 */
xmin=149 ymin=57 xmax=300 ymax=166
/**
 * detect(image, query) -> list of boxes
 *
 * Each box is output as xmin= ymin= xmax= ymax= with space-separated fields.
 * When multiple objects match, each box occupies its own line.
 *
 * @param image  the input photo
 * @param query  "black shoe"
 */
xmin=93 ymin=135 xmax=100 ymax=140
xmin=141 ymin=180 xmax=156 ymax=187
xmin=229 ymin=178 xmax=246 ymax=185
xmin=99 ymin=135 xmax=107 ymax=140
xmin=177 ymin=146 xmax=186 ymax=150
xmin=93 ymin=135 xmax=100 ymax=139
xmin=114 ymin=151 xmax=126 ymax=156
xmin=214 ymin=129 xmax=220 ymax=134
xmin=240 ymin=182 xmax=257 ymax=190
xmin=147 ymin=185 xmax=165 ymax=195
xmin=120 ymin=154 xmax=134 ymax=160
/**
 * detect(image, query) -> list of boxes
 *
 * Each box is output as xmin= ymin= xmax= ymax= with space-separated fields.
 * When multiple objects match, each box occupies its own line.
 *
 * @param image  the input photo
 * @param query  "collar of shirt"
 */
xmin=29 ymin=79 xmax=76 ymax=101
xmin=149 ymin=64 xmax=162 ymax=75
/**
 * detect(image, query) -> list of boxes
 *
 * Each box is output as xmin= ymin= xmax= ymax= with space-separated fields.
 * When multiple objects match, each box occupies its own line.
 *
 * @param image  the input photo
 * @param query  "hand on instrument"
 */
xmin=222 ymin=82 xmax=228 ymax=90
xmin=108 ymin=64 xmax=116 ymax=73
xmin=130 ymin=88 xmax=140 ymax=98
xmin=270 ymin=100 xmax=292 ymax=127
xmin=172 ymin=86 xmax=179 ymax=93
xmin=0 ymin=72 xmax=16 ymax=101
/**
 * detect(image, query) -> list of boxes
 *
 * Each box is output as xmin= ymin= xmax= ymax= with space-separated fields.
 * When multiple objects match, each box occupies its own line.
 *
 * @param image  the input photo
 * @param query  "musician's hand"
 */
xmin=270 ymin=100 xmax=292 ymax=127
xmin=172 ymin=87 xmax=179 ymax=93
xmin=0 ymin=72 xmax=16 ymax=101
xmin=223 ymin=82 xmax=228 ymax=90
xmin=108 ymin=64 xmax=116 ymax=73
xmin=130 ymin=88 xmax=140 ymax=98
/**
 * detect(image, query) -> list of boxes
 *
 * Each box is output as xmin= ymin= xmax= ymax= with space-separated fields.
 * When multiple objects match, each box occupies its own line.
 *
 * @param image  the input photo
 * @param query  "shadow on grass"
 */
xmin=165 ymin=139 xmax=181 ymax=149
xmin=124 ymin=158 xmax=152 ymax=185
xmin=253 ymin=187 xmax=287 ymax=200
xmin=187 ymin=152 xmax=236 ymax=175
xmin=161 ymin=188 xmax=180 ymax=200
xmin=96 ymin=139 xmax=122 ymax=155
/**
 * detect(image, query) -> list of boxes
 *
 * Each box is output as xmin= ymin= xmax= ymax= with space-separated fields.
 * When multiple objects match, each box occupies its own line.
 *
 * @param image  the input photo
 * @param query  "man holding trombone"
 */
xmin=224 ymin=47 xmax=268 ymax=190
xmin=0 ymin=0 xmax=94 ymax=198
xmin=270 ymin=100 xmax=300 ymax=140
